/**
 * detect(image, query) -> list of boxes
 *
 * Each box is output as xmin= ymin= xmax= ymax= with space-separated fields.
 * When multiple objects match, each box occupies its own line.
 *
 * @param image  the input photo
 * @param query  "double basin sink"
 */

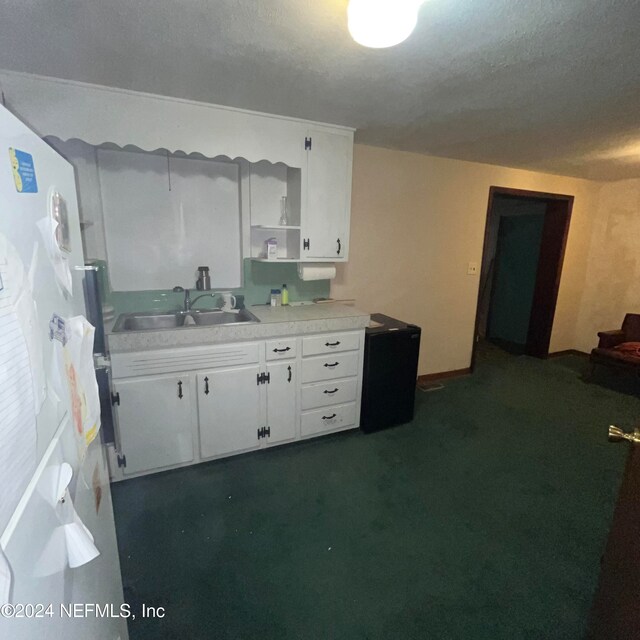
xmin=112 ymin=308 xmax=260 ymax=332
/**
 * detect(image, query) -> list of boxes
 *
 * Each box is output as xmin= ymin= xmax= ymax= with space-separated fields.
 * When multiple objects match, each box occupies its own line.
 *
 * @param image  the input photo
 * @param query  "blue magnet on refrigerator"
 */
xmin=9 ymin=147 xmax=38 ymax=193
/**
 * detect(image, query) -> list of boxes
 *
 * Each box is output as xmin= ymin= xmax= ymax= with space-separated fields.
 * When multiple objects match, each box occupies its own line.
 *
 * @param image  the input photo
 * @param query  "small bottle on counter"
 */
xmin=281 ymin=284 xmax=289 ymax=306
xmin=270 ymin=288 xmax=281 ymax=307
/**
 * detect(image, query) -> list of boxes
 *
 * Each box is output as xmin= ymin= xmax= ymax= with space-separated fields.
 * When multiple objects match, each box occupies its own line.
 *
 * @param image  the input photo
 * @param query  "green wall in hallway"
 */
xmin=488 ymin=213 xmax=545 ymax=345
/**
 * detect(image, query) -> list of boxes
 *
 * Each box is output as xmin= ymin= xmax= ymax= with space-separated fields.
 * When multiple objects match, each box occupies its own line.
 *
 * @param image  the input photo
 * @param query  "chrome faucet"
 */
xmin=172 ymin=286 xmax=217 ymax=312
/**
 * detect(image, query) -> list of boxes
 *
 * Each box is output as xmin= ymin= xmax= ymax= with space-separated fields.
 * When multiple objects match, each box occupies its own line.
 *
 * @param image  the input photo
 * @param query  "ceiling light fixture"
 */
xmin=348 ymin=0 xmax=425 ymax=49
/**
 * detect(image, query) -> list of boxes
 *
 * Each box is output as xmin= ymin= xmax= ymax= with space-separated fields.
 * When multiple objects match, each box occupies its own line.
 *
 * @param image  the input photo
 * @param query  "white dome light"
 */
xmin=348 ymin=0 xmax=423 ymax=49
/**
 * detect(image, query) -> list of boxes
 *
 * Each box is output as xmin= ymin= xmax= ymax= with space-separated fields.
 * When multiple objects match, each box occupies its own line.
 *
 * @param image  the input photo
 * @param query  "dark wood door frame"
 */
xmin=471 ymin=186 xmax=574 ymax=369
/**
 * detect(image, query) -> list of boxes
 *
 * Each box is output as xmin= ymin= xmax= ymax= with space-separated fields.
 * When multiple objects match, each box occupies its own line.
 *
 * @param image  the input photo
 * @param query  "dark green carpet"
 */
xmin=112 ymin=346 xmax=639 ymax=639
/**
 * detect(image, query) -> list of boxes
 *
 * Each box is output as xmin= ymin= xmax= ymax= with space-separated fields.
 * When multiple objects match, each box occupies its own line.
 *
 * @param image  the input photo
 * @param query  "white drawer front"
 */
xmin=265 ymin=338 xmax=297 ymax=361
xmin=301 ymin=351 xmax=359 ymax=383
xmin=302 ymin=331 xmax=361 ymax=357
xmin=301 ymin=377 xmax=358 ymax=410
xmin=112 ymin=342 xmax=260 ymax=378
xmin=301 ymin=402 xmax=357 ymax=437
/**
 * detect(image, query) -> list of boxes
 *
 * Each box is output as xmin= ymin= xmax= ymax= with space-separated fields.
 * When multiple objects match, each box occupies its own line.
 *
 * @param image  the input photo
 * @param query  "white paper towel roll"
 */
xmin=297 ymin=263 xmax=336 ymax=281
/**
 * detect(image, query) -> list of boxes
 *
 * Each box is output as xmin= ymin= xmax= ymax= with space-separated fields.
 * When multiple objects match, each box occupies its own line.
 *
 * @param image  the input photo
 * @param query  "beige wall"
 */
xmin=575 ymin=179 xmax=640 ymax=350
xmin=331 ymin=144 xmax=600 ymax=376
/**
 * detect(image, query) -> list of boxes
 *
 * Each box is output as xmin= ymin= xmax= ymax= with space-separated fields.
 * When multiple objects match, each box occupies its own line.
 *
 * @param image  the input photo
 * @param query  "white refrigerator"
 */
xmin=0 ymin=104 xmax=127 ymax=638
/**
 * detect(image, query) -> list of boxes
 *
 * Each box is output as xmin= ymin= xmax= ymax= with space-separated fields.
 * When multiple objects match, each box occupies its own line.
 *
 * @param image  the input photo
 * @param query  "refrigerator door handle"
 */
xmin=83 ymin=265 xmax=106 ymax=355
xmin=95 ymin=366 xmax=120 ymax=447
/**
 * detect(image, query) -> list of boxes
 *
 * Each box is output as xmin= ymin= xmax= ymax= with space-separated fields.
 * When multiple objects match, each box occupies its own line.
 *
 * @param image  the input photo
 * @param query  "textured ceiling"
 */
xmin=0 ymin=0 xmax=639 ymax=180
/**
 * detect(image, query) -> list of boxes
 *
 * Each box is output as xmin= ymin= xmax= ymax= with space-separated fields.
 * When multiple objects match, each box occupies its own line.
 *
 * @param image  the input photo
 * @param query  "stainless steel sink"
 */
xmin=112 ymin=308 xmax=259 ymax=332
xmin=113 ymin=312 xmax=186 ymax=332
xmin=191 ymin=309 xmax=259 ymax=326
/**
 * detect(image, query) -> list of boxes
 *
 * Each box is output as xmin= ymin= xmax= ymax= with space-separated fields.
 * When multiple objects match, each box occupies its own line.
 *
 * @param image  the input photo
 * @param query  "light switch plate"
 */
xmin=467 ymin=262 xmax=479 ymax=275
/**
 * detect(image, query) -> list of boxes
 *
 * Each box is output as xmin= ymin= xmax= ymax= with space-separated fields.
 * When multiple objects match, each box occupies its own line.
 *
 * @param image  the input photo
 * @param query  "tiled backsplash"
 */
xmin=98 ymin=259 xmax=331 ymax=315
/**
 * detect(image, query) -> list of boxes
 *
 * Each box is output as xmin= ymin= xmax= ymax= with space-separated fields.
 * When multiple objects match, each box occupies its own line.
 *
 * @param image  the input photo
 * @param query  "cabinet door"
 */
xmin=198 ymin=366 xmax=261 ymax=459
xmin=114 ymin=374 xmax=194 ymax=476
xmin=303 ymin=128 xmax=352 ymax=260
xmin=266 ymin=361 xmax=297 ymax=445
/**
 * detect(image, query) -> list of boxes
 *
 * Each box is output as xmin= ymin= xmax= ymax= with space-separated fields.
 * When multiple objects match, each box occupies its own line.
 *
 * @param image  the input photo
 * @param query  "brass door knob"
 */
xmin=608 ymin=425 xmax=640 ymax=444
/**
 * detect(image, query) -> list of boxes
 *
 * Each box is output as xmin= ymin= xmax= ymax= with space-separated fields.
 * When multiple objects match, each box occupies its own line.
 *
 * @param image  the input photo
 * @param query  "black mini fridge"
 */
xmin=360 ymin=313 xmax=421 ymax=433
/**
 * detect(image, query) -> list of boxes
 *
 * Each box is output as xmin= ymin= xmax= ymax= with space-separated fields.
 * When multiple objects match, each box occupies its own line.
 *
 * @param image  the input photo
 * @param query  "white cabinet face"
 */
xmin=301 ymin=377 xmax=358 ymax=411
xmin=303 ymin=128 xmax=352 ymax=260
xmin=300 ymin=402 xmax=357 ymax=438
xmin=266 ymin=361 xmax=297 ymax=445
xmin=115 ymin=374 xmax=195 ymax=475
xmin=198 ymin=366 xmax=261 ymax=459
xmin=301 ymin=351 xmax=360 ymax=383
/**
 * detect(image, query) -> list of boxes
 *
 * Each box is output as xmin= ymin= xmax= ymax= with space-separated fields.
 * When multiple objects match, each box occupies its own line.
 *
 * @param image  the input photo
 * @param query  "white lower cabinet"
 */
xmin=301 ymin=377 xmax=358 ymax=410
xmin=301 ymin=402 xmax=357 ymax=438
xmin=301 ymin=351 xmax=360 ymax=383
xmin=266 ymin=361 xmax=297 ymax=445
xmin=113 ymin=373 xmax=195 ymax=476
xmin=110 ymin=330 xmax=364 ymax=480
xmin=198 ymin=365 xmax=262 ymax=459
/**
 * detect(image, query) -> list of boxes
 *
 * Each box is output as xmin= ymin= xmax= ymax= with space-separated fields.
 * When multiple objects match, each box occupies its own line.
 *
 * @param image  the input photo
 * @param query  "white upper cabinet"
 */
xmin=246 ymin=127 xmax=354 ymax=264
xmin=0 ymin=71 xmax=307 ymax=167
xmin=302 ymin=128 xmax=353 ymax=261
xmin=0 ymin=72 xmax=354 ymax=266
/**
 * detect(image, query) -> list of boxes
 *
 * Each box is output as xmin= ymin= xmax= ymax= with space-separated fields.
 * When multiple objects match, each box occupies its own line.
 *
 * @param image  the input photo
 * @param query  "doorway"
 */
xmin=473 ymin=187 xmax=573 ymax=365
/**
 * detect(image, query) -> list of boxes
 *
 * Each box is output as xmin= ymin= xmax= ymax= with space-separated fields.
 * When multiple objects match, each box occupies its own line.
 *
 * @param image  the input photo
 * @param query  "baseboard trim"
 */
xmin=418 ymin=367 xmax=472 ymax=383
xmin=547 ymin=349 xmax=590 ymax=359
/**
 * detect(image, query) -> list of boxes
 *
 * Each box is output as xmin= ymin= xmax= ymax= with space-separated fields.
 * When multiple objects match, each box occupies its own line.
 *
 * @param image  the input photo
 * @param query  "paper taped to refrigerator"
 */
xmin=34 ymin=488 xmax=100 ymax=576
xmin=0 ymin=235 xmax=38 ymax=534
xmin=51 ymin=315 xmax=101 ymax=458
xmin=36 ymin=213 xmax=72 ymax=296
xmin=0 ymin=233 xmax=46 ymax=413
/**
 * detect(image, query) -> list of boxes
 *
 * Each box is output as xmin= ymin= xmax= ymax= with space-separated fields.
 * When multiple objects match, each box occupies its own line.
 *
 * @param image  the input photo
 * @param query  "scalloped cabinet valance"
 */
xmin=0 ymin=71 xmax=354 ymax=262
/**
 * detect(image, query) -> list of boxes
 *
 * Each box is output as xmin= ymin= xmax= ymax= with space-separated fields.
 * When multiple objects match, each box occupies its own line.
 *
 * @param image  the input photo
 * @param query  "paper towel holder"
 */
xmin=297 ymin=263 xmax=337 ymax=282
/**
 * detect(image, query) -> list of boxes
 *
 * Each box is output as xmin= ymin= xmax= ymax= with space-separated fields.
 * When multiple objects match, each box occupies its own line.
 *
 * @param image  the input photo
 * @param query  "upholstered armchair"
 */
xmin=590 ymin=313 xmax=640 ymax=377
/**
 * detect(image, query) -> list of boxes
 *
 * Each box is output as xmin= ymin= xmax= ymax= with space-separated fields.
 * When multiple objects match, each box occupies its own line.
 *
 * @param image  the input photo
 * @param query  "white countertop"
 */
xmin=106 ymin=303 xmax=370 ymax=353
xmin=250 ymin=303 xmax=367 ymax=324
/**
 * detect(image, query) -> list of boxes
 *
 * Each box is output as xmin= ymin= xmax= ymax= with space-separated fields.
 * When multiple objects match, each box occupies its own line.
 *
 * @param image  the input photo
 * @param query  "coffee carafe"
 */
xmin=196 ymin=266 xmax=211 ymax=291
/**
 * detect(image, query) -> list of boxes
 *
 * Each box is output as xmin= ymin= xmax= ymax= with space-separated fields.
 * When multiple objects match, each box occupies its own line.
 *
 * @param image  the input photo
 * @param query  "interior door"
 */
xmin=198 ymin=366 xmax=261 ymax=459
xmin=526 ymin=198 xmax=572 ymax=357
xmin=586 ymin=426 xmax=640 ymax=639
xmin=266 ymin=361 xmax=297 ymax=445
xmin=303 ymin=128 xmax=352 ymax=259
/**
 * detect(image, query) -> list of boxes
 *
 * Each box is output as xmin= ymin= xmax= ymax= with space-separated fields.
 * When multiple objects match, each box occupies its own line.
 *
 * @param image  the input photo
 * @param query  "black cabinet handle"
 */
xmin=303 ymin=238 xmax=310 ymax=250
xmin=325 ymin=341 xmax=341 ymax=347
xmin=323 ymin=388 xmax=339 ymax=395
xmin=111 ymin=391 xmax=120 ymax=406
xmin=337 ymin=238 xmax=341 ymax=255
xmin=287 ymin=366 xmax=292 ymax=383
xmin=273 ymin=347 xmax=291 ymax=353
xmin=322 ymin=413 xmax=337 ymax=420
xmin=177 ymin=380 xmax=183 ymax=399
xmin=204 ymin=376 xmax=210 ymax=395
xmin=324 ymin=362 xmax=339 ymax=368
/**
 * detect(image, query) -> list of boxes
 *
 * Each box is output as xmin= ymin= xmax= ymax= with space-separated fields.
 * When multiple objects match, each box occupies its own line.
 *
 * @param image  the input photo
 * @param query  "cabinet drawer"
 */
xmin=301 ymin=377 xmax=358 ymax=410
xmin=302 ymin=332 xmax=361 ymax=357
xmin=301 ymin=402 xmax=357 ymax=437
xmin=301 ymin=351 xmax=360 ymax=383
xmin=265 ymin=338 xmax=297 ymax=361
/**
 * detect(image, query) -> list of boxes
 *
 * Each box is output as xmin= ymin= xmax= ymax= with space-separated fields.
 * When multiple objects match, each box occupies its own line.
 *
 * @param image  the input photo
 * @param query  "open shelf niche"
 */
xmin=249 ymin=161 xmax=301 ymax=261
